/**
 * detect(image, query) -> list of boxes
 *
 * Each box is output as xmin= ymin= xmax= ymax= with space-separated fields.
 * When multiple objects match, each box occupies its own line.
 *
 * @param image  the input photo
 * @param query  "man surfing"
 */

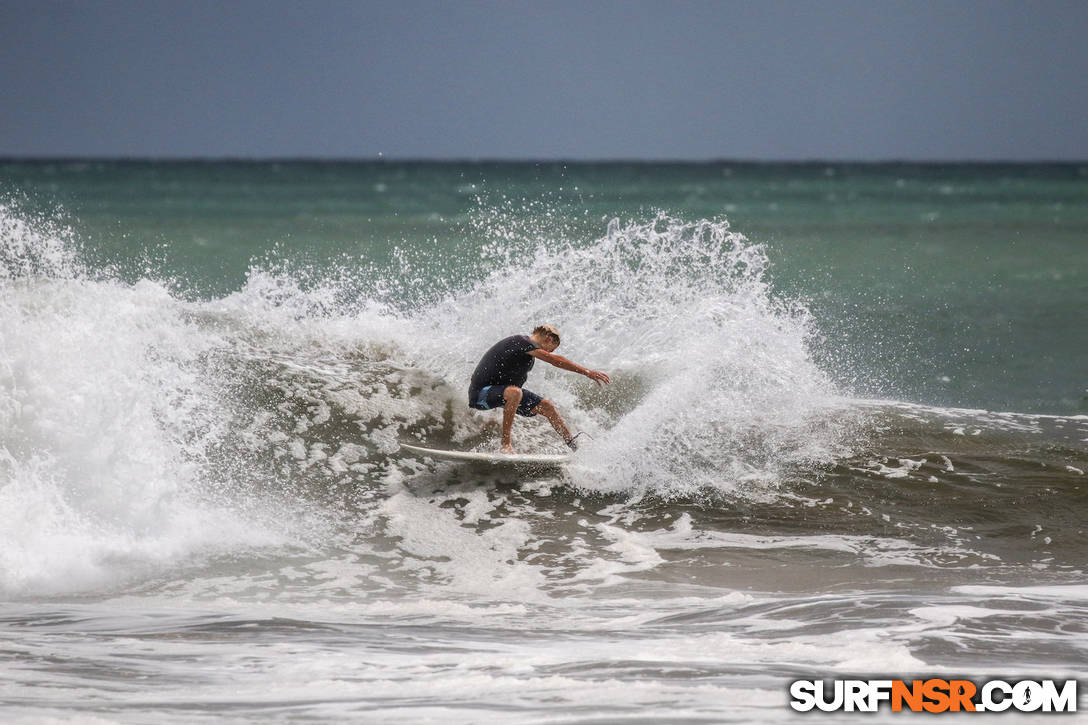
xmin=468 ymin=325 xmax=610 ymax=454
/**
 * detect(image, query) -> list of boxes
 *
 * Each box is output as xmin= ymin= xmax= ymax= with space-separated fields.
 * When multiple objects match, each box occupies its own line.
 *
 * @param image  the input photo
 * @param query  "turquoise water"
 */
xmin=2 ymin=161 xmax=1087 ymax=722
xmin=5 ymin=160 xmax=1085 ymax=413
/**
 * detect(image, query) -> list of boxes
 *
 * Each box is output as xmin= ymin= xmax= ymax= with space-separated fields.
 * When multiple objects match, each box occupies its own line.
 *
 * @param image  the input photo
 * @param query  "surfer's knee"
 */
xmin=503 ymin=386 xmax=522 ymax=403
xmin=536 ymin=398 xmax=556 ymax=416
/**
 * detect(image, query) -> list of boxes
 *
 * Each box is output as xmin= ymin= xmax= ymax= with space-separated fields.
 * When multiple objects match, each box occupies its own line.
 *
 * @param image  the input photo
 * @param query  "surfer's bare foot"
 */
xmin=500 ymin=443 xmax=516 ymax=454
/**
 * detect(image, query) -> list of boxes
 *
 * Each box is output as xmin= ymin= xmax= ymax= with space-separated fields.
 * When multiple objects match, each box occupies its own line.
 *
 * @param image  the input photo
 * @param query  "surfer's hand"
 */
xmin=585 ymin=369 xmax=611 ymax=386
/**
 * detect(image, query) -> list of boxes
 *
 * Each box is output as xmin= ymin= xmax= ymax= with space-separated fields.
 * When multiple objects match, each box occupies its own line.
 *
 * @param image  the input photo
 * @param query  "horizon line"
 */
xmin=2 ymin=155 xmax=1086 ymax=166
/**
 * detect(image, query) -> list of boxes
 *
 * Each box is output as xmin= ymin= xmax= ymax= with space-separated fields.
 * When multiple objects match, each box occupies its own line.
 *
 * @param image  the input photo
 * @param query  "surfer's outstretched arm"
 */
xmin=528 ymin=350 xmax=611 ymax=386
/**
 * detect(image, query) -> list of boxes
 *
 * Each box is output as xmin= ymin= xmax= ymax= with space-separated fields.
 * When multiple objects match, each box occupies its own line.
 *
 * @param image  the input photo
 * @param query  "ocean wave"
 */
xmin=3 ymin=204 xmax=1085 ymax=596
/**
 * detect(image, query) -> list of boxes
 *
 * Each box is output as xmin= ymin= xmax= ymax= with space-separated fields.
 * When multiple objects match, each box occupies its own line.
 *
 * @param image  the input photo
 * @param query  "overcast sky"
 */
xmin=2 ymin=0 xmax=1086 ymax=160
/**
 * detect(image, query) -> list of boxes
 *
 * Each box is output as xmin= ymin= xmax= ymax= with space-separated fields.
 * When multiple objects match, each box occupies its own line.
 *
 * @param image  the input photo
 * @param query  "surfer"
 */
xmin=469 ymin=325 xmax=610 ymax=454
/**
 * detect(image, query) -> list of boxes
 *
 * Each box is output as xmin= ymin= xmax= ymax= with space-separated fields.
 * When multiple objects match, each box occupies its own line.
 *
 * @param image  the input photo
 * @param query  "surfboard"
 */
xmin=399 ymin=442 xmax=570 ymax=466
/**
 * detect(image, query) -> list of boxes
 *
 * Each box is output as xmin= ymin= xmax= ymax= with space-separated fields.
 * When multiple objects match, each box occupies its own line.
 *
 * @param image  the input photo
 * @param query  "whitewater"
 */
xmin=2 ymin=162 xmax=1087 ymax=722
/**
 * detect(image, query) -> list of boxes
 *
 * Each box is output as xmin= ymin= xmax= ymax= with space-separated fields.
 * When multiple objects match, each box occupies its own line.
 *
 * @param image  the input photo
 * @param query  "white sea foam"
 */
xmin=952 ymin=584 xmax=1088 ymax=601
xmin=3 ymin=168 xmax=1087 ymax=724
xmin=0 ymin=209 xmax=292 ymax=595
xmin=0 ymin=203 xmax=1005 ymax=599
xmin=189 ymin=212 xmax=858 ymax=503
xmin=391 ymin=214 xmax=857 ymax=497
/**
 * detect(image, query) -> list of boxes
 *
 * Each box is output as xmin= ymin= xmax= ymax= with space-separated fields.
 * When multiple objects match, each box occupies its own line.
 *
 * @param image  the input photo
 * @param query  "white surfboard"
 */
xmin=399 ymin=442 xmax=569 ymax=466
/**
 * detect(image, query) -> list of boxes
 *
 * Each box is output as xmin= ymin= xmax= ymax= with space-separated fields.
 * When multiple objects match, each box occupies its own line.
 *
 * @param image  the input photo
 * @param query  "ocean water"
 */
xmin=1 ymin=161 xmax=1086 ymax=722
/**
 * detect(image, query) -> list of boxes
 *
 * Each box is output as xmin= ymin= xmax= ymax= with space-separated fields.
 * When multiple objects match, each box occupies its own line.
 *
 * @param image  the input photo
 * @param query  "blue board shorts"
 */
xmin=469 ymin=385 xmax=543 ymax=417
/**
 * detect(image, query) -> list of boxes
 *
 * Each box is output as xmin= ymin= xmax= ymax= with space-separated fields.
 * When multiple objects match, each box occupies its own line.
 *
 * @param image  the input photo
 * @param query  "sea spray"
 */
xmin=191 ymin=210 xmax=858 ymax=499
xmin=0 ymin=207 xmax=290 ymax=595
xmin=1 ymin=162 xmax=1085 ymax=723
xmin=398 ymin=213 xmax=857 ymax=496
xmin=1 ymin=200 xmax=857 ymax=594
xmin=0 ymin=201 xmax=82 ymax=281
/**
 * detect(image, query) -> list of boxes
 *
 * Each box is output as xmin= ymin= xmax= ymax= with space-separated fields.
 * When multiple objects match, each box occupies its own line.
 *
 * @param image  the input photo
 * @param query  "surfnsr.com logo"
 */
xmin=789 ymin=679 xmax=1078 ymax=713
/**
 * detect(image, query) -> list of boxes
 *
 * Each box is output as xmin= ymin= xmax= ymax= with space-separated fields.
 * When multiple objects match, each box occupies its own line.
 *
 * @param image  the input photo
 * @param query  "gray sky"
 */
xmin=2 ymin=0 xmax=1086 ymax=160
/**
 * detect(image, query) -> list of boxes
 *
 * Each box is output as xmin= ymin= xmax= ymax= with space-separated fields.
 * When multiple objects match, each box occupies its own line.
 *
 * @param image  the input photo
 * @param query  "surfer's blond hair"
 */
xmin=533 ymin=324 xmax=560 ymax=346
